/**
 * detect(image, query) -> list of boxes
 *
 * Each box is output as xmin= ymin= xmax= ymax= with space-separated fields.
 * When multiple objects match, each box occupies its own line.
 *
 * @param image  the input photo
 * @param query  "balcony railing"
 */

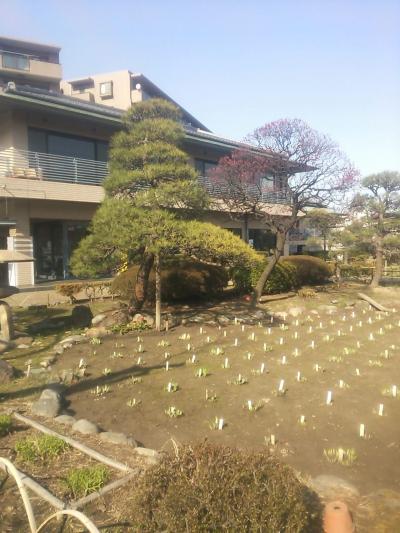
xmin=0 ymin=147 xmax=291 ymax=205
xmin=288 ymin=230 xmax=311 ymax=241
xmin=198 ymin=175 xmax=292 ymax=205
xmin=0 ymin=147 xmax=108 ymax=185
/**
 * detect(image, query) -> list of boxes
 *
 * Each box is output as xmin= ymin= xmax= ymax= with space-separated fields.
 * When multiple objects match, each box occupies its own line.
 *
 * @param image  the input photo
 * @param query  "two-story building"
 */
xmin=0 ymin=36 xmax=304 ymax=288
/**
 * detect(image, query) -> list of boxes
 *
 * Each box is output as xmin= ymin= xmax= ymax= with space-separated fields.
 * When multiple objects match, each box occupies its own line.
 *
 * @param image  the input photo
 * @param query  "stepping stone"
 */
xmin=72 ymin=418 xmax=99 ymax=435
xmin=54 ymin=414 xmax=76 ymax=426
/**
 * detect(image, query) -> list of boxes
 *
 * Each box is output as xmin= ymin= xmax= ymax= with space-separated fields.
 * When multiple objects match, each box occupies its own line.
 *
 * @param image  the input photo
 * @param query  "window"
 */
xmin=28 ymin=128 xmax=109 ymax=161
xmin=2 ymin=52 xmax=29 ymax=71
xmin=248 ymin=229 xmax=276 ymax=252
xmin=195 ymin=159 xmax=218 ymax=177
xmin=99 ymin=81 xmax=113 ymax=98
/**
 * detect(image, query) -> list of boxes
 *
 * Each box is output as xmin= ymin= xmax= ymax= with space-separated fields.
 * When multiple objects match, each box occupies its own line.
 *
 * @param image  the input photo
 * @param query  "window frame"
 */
xmin=99 ymin=81 xmax=113 ymax=98
xmin=2 ymin=52 xmax=30 ymax=71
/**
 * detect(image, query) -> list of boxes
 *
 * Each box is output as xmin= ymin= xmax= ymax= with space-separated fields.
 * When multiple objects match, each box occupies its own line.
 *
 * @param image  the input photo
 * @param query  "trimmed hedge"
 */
xmin=111 ymin=257 xmax=229 ymax=302
xmin=232 ymin=254 xmax=333 ymax=294
xmin=128 ymin=442 xmax=322 ymax=532
xmin=282 ymin=255 xmax=334 ymax=285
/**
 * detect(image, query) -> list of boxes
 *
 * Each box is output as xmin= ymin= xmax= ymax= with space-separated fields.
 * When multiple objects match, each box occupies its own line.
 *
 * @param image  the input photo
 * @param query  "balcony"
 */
xmin=0 ymin=52 xmax=62 ymax=81
xmin=0 ymin=147 xmax=108 ymax=186
xmin=198 ymin=175 xmax=292 ymax=205
xmin=288 ymin=229 xmax=311 ymax=241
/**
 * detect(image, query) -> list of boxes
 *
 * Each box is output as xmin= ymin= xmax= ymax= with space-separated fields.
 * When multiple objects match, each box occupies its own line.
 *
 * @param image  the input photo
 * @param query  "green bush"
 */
xmin=0 ymin=414 xmax=12 ymax=437
xmin=128 ymin=442 xmax=322 ymax=532
xmin=15 ymin=435 xmax=70 ymax=463
xmin=112 ymin=257 xmax=229 ymax=303
xmin=64 ymin=465 xmax=109 ymax=498
xmin=282 ymin=255 xmax=334 ymax=285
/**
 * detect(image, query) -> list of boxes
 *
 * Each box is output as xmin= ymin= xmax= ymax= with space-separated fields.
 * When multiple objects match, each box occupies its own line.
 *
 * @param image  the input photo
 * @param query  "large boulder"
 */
xmin=71 ymin=305 xmax=93 ymax=328
xmin=31 ymin=389 xmax=61 ymax=418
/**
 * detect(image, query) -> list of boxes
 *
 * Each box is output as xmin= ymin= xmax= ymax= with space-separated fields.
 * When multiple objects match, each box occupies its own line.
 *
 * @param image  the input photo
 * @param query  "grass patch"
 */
xmin=64 ymin=465 xmax=109 ymax=498
xmin=15 ymin=435 xmax=70 ymax=463
xmin=0 ymin=414 xmax=12 ymax=436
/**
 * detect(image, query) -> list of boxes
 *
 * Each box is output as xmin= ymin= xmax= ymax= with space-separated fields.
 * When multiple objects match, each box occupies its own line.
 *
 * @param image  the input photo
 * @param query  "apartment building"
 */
xmin=0 ymin=36 xmax=304 ymax=288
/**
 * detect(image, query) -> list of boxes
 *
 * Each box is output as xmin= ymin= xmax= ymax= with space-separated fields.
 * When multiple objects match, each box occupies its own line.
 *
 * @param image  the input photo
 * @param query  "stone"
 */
xmin=217 ymin=315 xmax=230 ymax=325
xmin=310 ymin=475 xmax=360 ymax=501
xmin=40 ymin=388 xmax=62 ymax=402
xmin=31 ymin=397 xmax=60 ymax=418
xmin=54 ymin=414 xmax=76 ymax=425
xmin=18 ymin=344 xmax=30 ymax=349
xmin=54 ymin=344 xmax=65 ymax=355
xmin=134 ymin=447 xmax=159 ymax=458
xmin=288 ymin=307 xmax=306 ymax=318
xmin=0 ymin=359 xmax=15 ymax=383
xmin=132 ymin=313 xmax=154 ymax=327
xmin=91 ymin=313 xmax=106 ymax=326
xmin=101 ymin=308 xmax=130 ymax=328
xmin=71 ymin=305 xmax=93 ymax=328
xmin=72 ymin=418 xmax=100 ymax=435
xmin=85 ymin=326 xmax=109 ymax=338
xmin=14 ymin=336 xmax=33 ymax=346
xmin=60 ymin=368 xmax=75 ymax=385
xmin=40 ymin=356 xmax=56 ymax=368
xmin=60 ymin=334 xmax=86 ymax=345
xmin=99 ymin=431 xmax=137 ymax=447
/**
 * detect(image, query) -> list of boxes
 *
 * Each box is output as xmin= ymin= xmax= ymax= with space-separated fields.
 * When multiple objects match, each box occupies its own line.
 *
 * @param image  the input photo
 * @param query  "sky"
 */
xmin=1 ymin=0 xmax=399 ymax=175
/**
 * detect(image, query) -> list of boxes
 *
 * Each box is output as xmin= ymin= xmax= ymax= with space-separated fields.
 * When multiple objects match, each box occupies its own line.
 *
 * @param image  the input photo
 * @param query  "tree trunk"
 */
xmin=154 ymin=253 xmax=161 ymax=331
xmin=370 ymin=237 xmax=383 ymax=288
xmin=243 ymin=215 xmax=249 ymax=243
xmin=251 ymin=230 xmax=286 ymax=306
xmin=323 ymin=234 xmax=327 ymax=260
xmin=130 ymin=252 xmax=154 ymax=312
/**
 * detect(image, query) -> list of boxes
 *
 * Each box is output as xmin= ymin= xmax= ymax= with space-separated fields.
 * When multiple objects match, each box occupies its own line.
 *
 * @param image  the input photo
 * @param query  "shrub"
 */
xmin=231 ymin=259 xmax=298 ymax=295
xmin=128 ymin=442 xmax=322 ymax=532
xmin=0 ymin=414 xmax=12 ymax=437
xmin=282 ymin=255 xmax=334 ymax=285
xmin=15 ymin=435 xmax=70 ymax=463
xmin=64 ymin=465 xmax=109 ymax=498
xmin=111 ymin=257 xmax=229 ymax=303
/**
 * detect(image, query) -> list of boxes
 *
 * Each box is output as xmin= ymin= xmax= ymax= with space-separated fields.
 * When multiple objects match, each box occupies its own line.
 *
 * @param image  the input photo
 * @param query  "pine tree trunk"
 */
xmin=251 ymin=230 xmax=286 ymax=306
xmin=131 ymin=252 xmax=154 ymax=312
xmin=370 ymin=237 xmax=383 ymax=288
xmin=154 ymin=253 xmax=161 ymax=331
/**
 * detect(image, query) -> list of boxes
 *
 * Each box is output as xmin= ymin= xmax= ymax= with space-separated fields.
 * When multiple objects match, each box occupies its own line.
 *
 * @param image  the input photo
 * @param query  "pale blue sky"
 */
xmin=1 ymin=0 xmax=399 ymax=175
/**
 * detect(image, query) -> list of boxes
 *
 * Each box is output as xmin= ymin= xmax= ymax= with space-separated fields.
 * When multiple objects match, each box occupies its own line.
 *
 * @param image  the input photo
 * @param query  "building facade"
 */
xmin=0 ymin=36 xmax=304 ymax=287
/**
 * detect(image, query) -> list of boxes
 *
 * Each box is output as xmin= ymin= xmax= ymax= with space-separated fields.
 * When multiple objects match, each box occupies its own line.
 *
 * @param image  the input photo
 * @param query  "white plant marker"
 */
xmin=241 ymin=324 xmax=245 ymax=332
xmin=359 ymin=423 xmax=365 ymax=438
xmin=191 ymin=354 xmax=196 ymax=363
xmin=26 ymin=364 xmax=31 ymax=377
xmin=218 ymin=325 xmax=222 ymax=331
xmin=263 ymin=342 xmax=268 ymax=352
xmin=310 ymin=340 xmax=315 ymax=349
xmin=368 ymin=317 xmax=372 ymax=324
xmin=356 ymin=368 xmax=360 ymax=376
xmin=270 ymin=434 xmax=276 ymax=445
xmin=234 ymin=338 xmax=238 ymax=347
xmin=279 ymin=337 xmax=284 ymax=345
xmin=267 ymin=327 xmax=272 ymax=335
xmin=294 ymin=331 xmax=299 ymax=339
xmin=358 ymin=321 xmax=363 ymax=327
xmin=314 ymin=363 xmax=320 ymax=372
xmin=238 ymin=373 xmax=242 ymax=382
xmin=260 ymin=363 xmax=265 ymax=374
xmin=349 ymin=325 xmax=353 ymax=332
xmin=342 ymin=315 xmax=346 ymax=321
xmin=250 ymin=332 xmax=255 ymax=341
xmin=369 ymin=333 xmax=375 ymax=341
xmin=234 ymin=317 xmax=238 ymax=325
xmin=281 ymin=355 xmax=287 ymax=365
xmin=223 ymin=330 xmax=227 ymax=338
xmin=165 ymin=320 xmax=169 ymax=332
xmin=138 ymin=344 xmax=144 ymax=353
xmin=137 ymin=356 xmax=142 ymax=364
xmin=293 ymin=348 xmax=299 ymax=357
xmin=392 ymin=385 xmax=397 ymax=398
xmin=294 ymin=319 xmax=299 ymax=326
xmin=206 ymin=336 xmax=211 ymax=343
xmin=165 ymin=361 xmax=169 ymax=372
xmin=308 ymin=326 xmax=313 ymax=334
xmin=278 ymin=379 xmax=285 ymax=393
xmin=247 ymin=400 xmax=253 ymax=410
xmin=378 ymin=403 xmax=384 ymax=416
xmin=300 ymin=415 xmax=306 ymax=425
xmin=187 ymin=343 xmax=192 ymax=351
xmin=199 ymin=326 xmax=203 ymax=334
xmin=167 ymin=382 xmax=172 ymax=392
xmin=326 ymin=390 xmax=333 ymax=405
xmin=79 ymin=358 xmax=85 ymax=368
xmin=337 ymin=330 xmax=342 ymax=337
xmin=351 ymin=311 xmax=355 ymax=318
xmin=319 ymin=322 xmax=323 ymax=329
xmin=379 ymin=328 xmax=384 ymax=335
xmin=218 ymin=418 xmax=224 ymax=430
xmin=338 ymin=448 xmax=344 ymax=462
xmin=356 ymin=340 xmax=361 ymax=348
xmin=270 ymin=316 xmax=274 ymax=324
xmin=224 ymin=357 xmax=229 ymax=368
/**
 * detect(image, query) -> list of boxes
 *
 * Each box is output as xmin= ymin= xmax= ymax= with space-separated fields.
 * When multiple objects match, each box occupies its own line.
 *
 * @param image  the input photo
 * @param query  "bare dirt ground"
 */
xmin=1 ymin=284 xmax=400 ymax=531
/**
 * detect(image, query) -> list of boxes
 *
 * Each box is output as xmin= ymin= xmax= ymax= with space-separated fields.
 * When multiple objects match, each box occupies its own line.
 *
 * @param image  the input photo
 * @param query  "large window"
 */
xmin=195 ymin=159 xmax=218 ymax=177
xmin=28 ymin=128 xmax=109 ymax=162
xmin=2 ymin=52 xmax=29 ymax=71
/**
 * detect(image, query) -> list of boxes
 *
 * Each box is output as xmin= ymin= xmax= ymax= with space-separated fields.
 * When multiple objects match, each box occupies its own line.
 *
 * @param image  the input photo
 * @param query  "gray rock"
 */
xmin=0 ymin=359 xmax=15 ymax=383
xmin=60 ymin=368 xmax=75 ymax=384
xmin=132 ymin=313 xmax=154 ymax=327
xmin=0 ymin=340 xmax=11 ymax=354
xmin=60 ymin=334 xmax=86 ymax=345
xmin=288 ymin=307 xmax=306 ymax=318
xmin=71 ymin=305 xmax=93 ymax=328
xmin=54 ymin=414 xmax=76 ymax=425
xmin=40 ymin=356 xmax=56 ymax=368
xmin=31 ymin=397 xmax=60 ymax=418
xmin=134 ymin=447 xmax=159 ymax=458
xmin=72 ymin=418 xmax=99 ymax=435
xmin=85 ymin=326 xmax=109 ymax=338
xmin=54 ymin=344 xmax=65 ymax=355
xmin=91 ymin=313 xmax=106 ymax=326
xmin=99 ymin=431 xmax=137 ymax=447
xmin=18 ymin=344 xmax=30 ymax=349
xmin=40 ymin=388 xmax=62 ymax=402
xmin=310 ymin=475 xmax=360 ymax=500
